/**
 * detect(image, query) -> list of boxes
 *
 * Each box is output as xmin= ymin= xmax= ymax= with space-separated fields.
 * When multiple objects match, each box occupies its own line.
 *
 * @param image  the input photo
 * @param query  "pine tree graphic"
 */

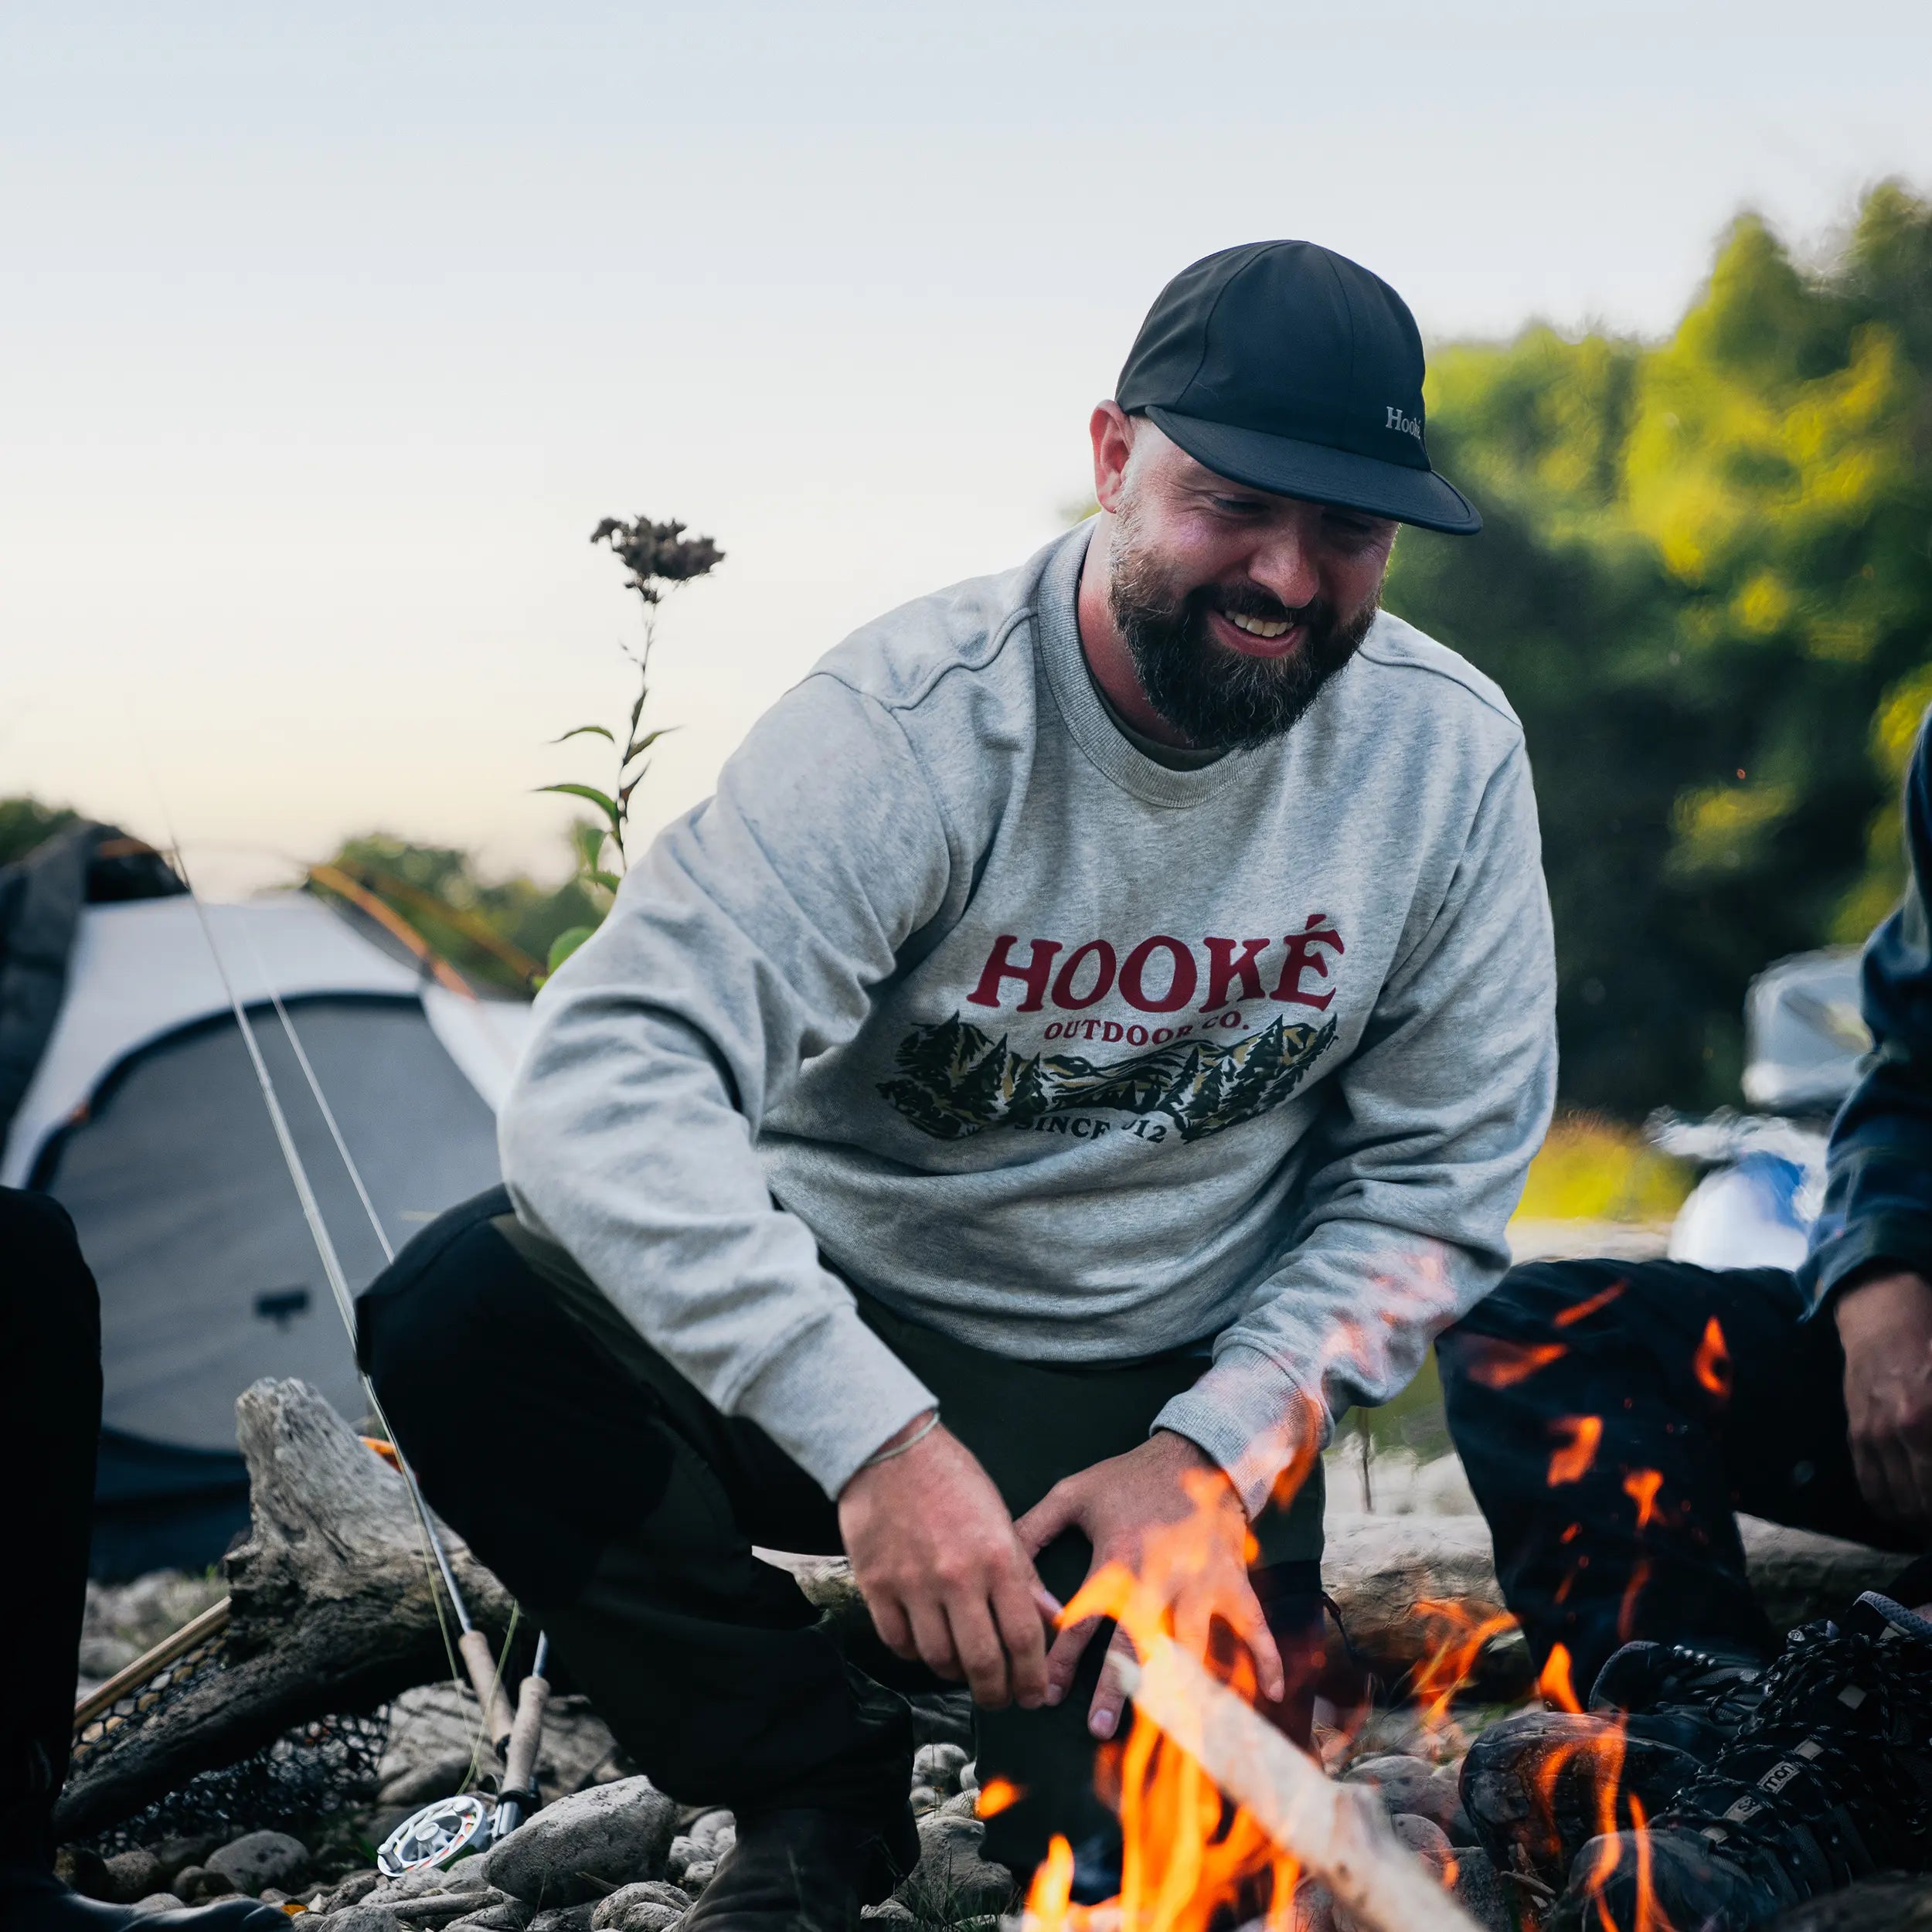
xmin=878 ymin=1012 xmax=1338 ymax=1142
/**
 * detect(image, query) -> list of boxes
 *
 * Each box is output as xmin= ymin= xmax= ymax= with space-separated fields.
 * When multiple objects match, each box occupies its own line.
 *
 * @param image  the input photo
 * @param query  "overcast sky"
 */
xmin=6 ymin=2 xmax=1930 ymax=894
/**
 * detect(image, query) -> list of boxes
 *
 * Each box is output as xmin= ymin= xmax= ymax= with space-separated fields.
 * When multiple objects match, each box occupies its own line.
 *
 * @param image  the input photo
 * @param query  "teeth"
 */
xmin=1227 ymin=612 xmax=1292 ymax=638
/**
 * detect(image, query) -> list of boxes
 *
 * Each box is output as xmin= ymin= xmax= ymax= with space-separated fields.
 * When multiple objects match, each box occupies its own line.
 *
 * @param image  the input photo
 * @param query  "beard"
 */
xmin=1105 ymin=511 xmax=1379 ymax=751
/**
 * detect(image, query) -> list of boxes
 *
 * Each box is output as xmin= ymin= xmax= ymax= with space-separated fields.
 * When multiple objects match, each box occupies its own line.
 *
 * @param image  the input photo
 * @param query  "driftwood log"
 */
xmin=56 ymin=1377 xmax=519 ymax=1842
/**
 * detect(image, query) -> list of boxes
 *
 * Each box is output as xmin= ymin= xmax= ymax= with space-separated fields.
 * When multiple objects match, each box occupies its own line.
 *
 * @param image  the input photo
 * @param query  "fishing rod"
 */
xmin=240 ymin=917 xmax=558 ymax=1856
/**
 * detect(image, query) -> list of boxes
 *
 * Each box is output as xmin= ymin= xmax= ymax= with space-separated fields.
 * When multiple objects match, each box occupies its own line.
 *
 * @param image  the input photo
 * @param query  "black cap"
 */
xmin=1116 ymin=241 xmax=1480 ymax=536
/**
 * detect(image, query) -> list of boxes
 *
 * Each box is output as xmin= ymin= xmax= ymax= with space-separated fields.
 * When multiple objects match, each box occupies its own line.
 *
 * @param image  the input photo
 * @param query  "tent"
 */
xmin=0 ymin=825 xmax=532 ymax=1578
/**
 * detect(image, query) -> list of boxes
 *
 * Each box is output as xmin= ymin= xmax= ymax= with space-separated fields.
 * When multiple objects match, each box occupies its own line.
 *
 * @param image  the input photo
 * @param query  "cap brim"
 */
xmin=1145 ymin=406 xmax=1481 ymax=536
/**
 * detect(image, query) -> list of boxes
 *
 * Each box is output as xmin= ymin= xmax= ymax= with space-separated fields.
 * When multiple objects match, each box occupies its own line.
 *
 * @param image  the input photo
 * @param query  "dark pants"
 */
xmin=357 ymin=1189 xmax=1325 ymax=1876
xmin=1439 ymin=1255 xmax=1923 ymax=1693
xmin=1 ymin=1189 xmax=103 ymax=1872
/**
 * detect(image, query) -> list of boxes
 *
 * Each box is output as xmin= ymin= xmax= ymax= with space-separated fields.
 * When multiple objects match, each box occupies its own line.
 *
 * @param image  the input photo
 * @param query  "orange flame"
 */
xmin=1693 ymin=1317 xmax=1731 ymax=1401
xmin=1554 ymin=1280 xmax=1626 ymax=1328
xmin=1023 ymin=1833 xmax=1074 ymax=1932
xmin=1617 ymin=1560 xmax=1652 ymax=1644
xmin=975 ymin=1775 xmax=1023 ymax=1819
xmin=1538 ymin=1641 xmax=1583 ymax=1713
xmin=1407 ymin=1598 xmax=1520 ymax=1736
xmin=1463 ymin=1337 xmax=1567 ymax=1389
xmin=1623 ymin=1468 xmax=1663 ymax=1529
xmin=1548 ymin=1415 xmax=1604 ymax=1485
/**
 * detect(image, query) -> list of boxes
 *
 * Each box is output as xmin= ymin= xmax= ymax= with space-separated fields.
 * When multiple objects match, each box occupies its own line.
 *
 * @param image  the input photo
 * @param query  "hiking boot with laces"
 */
xmin=1459 ymin=1639 xmax=1767 ymax=1893
xmin=1552 ymin=1593 xmax=1932 ymax=1932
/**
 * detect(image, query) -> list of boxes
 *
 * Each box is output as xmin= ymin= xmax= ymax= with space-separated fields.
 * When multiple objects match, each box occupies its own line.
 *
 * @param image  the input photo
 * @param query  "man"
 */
xmin=1440 ymin=726 xmax=1932 ymax=1926
xmin=361 ymin=241 xmax=1557 ymax=1927
xmin=1 ymin=1188 xmax=285 ymax=1931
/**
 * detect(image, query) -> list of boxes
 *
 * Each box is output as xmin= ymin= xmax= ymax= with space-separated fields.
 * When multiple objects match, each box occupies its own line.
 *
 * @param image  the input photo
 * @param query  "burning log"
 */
xmin=1114 ymin=1634 xmax=1482 ymax=1932
xmin=57 ymin=1378 xmax=519 ymax=1842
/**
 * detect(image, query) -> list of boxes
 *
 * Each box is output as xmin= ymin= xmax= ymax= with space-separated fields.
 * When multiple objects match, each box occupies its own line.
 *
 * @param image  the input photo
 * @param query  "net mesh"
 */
xmin=73 ymin=1624 xmax=389 ymax=1852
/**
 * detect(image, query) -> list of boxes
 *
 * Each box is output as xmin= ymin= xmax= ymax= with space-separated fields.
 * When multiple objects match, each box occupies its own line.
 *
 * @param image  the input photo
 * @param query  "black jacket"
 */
xmin=1799 ymin=717 xmax=1932 ymax=1314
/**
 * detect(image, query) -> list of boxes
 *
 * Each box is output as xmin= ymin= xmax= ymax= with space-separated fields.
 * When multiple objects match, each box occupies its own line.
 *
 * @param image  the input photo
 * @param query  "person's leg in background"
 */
xmin=1440 ymin=1254 xmax=1915 ymax=1692
xmin=0 ymin=1187 xmax=282 ymax=1931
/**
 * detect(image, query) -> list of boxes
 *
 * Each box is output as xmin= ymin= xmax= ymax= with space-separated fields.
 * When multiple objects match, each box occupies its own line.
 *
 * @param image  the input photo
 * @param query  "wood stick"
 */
xmin=1115 ymin=1635 xmax=1481 ymax=1932
xmin=73 ymin=1599 xmax=232 ymax=1730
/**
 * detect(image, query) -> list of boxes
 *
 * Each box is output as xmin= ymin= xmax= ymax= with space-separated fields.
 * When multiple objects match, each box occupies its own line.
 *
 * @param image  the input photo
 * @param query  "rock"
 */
xmin=957 ymin=1760 xmax=978 ymax=1794
xmin=379 ymin=1750 xmax=478 ymax=1809
xmin=685 ymin=1810 xmax=733 ymax=1856
xmin=131 ymin=1898 xmax=186 ymax=1917
xmin=375 ymin=1887 xmax=514 ymax=1924
xmin=483 ymin=1776 xmax=679 ymax=1907
xmin=326 ymin=1909 xmax=405 ymax=1932
xmin=679 ymin=1861 xmax=716 ymax=1891
xmin=149 ymin=1836 xmax=219 ymax=1884
xmin=318 ymin=1869 xmax=386 ymax=1910
xmin=662 ymin=1837 xmax=699 ymax=1884
xmin=1448 ymin=1846 xmax=1510 ymax=1932
xmin=1427 ymin=1761 xmax=1478 ymax=1844
xmin=939 ymin=1791 xmax=978 ymax=1821
xmin=1389 ymin=1813 xmax=1453 ymax=1882
xmin=447 ymin=1907 xmax=534 ymax=1932
xmin=172 ymin=1865 xmax=235 ymax=1903
xmin=99 ymin=1848 xmax=165 ymax=1903
xmin=1287 ymin=1881 xmax=1336 ymax=1932
xmin=892 ymin=1811 xmax=1014 ymax=1922
xmin=591 ymin=1879 xmax=695 ymax=1930
xmin=379 ymin=1862 xmax=492 ymax=1900
xmin=911 ymin=1742 xmax=970 ymax=1794
xmin=208 ymin=1829 xmax=310 ymax=1896
xmin=907 ymin=1784 xmax=945 ymax=1815
xmin=861 ymin=1903 xmax=916 ymax=1926
xmin=528 ymin=1907 xmax=598 ymax=1932
xmin=1338 ymin=1753 xmax=1436 ymax=1820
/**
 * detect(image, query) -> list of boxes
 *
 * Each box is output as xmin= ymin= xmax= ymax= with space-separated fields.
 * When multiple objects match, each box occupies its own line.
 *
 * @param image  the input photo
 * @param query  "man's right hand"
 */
xmin=837 ymin=1414 xmax=1055 ymax=1710
xmin=1835 ymin=1267 xmax=1932 ymax=1528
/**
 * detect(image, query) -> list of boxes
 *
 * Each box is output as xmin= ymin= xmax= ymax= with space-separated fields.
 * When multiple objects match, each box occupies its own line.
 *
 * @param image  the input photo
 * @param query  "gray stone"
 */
xmin=1339 ymin=1753 xmax=1437 ymax=1821
xmin=370 ymin=1886 xmax=512 ymax=1924
xmin=149 ymin=1837 xmax=218 ymax=1885
xmin=172 ymin=1865 xmax=235 ymax=1903
xmin=662 ymin=1838 xmax=698 ymax=1884
xmin=1287 ymin=1882 xmax=1336 ymax=1932
xmin=483 ymin=1776 xmax=679 ymax=1907
xmin=100 ymin=1849 xmax=165 ymax=1903
xmin=684 ymin=1811 xmax=733 ymax=1855
xmin=208 ymin=1830 xmax=311 ymax=1896
xmin=320 ymin=1869 xmax=386 ymax=1911
xmin=679 ymin=1862 xmax=716 ymax=1891
xmin=445 ymin=1906 xmax=534 ymax=1932
xmin=957 ymin=1760 xmax=978 ymax=1794
xmin=326 ymin=1909 xmax=405 ymax=1932
xmin=527 ymin=1908 xmax=597 ymax=1932
xmin=911 ymin=1742 xmax=969 ymax=1794
xmin=1389 ymin=1813 xmax=1454 ymax=1881
xmin=906 ymin=1784 xmax=946 ymax=1815
xmin=379 ymin=1750 xmax=478 ymax=1810
xmin=590 ymin=1881 xmax=694 ymax=1930
xmin=130 ymin=1899 xmax=185 ymax=1918
xmin=1428 ymin=1760 xmax=1478 ymax=1844
xmin=892 ymin=1811 xmax=1014 ymax=1922
xmin=1449 ymin=1846 xmax=1510 ymax=1932
xmin=861 ymin=1903 xmax=916 ymax=1926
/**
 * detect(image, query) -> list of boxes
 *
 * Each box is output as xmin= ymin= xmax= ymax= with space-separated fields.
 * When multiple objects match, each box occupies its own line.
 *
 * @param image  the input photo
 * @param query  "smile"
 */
xmin=1224 ymin=611 xmax=1293 ymax=638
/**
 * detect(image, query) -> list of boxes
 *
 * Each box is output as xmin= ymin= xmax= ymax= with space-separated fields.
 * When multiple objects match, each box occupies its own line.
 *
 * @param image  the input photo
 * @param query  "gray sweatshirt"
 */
xmin=502 ymin=522 xmax=1557 ymax=1514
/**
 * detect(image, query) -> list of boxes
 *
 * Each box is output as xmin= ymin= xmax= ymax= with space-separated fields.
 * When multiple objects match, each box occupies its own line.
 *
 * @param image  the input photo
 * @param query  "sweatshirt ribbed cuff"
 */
xmin=1152 ymin=1344 xmax=1328 ymax=1519
xmin=731 ymin=1300 xmax=939 ymax=1499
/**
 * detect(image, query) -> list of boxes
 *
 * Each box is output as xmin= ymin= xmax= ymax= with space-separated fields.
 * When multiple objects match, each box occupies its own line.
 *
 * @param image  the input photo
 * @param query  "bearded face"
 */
xmin=1104 ymin=485 xmax=1381 ymax=750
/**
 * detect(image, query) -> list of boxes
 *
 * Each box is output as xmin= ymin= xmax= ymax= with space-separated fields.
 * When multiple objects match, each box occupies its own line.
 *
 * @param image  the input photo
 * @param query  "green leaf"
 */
xmin=551 ymin=723 xmax=615 ymax=745
xmin=621 ymin=726 xmax=678 ymax=767
xmin=546 ymin=925 xmax=597 ymax=973
xmin=588 ymin=869 xmax=621 ymax=893
xmin=537 ymin=783 xmax=622 ymax=834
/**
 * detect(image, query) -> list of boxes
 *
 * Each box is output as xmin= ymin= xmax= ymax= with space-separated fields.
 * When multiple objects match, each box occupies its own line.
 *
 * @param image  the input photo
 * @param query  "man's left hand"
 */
xmin=1013 ymin=1430 xmax=1284 ymax=1739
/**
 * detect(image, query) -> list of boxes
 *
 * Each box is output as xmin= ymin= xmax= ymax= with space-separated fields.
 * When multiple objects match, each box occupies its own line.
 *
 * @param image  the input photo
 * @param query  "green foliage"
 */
xmin=317 ymin=833 xmax=604 ymax=995
xmin=1386 ymin=182 xmax=1932 ymax=1112
xmin=0 ymin=795 xmax=78 ymax=868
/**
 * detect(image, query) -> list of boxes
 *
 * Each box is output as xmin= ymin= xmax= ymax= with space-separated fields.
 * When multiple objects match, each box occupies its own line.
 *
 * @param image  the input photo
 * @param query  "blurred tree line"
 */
xmin=1386 ymin=182 xmax=1932 ymax=1113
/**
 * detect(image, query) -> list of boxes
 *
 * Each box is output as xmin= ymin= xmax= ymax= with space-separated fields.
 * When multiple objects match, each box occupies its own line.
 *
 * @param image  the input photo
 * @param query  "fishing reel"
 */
xmin=376 ymin=1791 xmax=496 ymax=1876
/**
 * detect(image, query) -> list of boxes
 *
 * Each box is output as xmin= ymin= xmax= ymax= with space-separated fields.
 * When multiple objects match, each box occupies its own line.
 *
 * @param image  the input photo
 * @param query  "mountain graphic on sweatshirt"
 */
xmin=878 ymin=1009 xmax=1338 ymax=1144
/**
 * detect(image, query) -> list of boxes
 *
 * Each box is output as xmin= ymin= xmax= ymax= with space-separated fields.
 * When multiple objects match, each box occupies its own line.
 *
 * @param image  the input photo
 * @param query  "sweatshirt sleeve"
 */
xmin=498 ymin=672 xmax=955 ymax=1498
xmin=1152 ymin=743 xmax=1558 ymax=1515
xmin=1797 ymin=714 xmax=1932 ymax=1314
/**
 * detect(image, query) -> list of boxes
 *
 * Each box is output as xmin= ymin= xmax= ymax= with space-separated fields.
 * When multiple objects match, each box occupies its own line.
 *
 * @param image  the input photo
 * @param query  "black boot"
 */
xmin=680 ymin=1805 xmax=920 ymax=1931
xmin=1460 ymin=1638 xmax=1769 ymax=1892
xmin=0 ymin=1866 xmax=287 ymax=1931
xmin=1553 ymin=1593 xmax=1932 ymax=1931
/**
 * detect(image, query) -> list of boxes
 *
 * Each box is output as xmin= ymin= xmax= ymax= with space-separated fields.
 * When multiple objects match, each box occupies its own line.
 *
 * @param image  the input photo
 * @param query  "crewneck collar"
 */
xmin=1035 ymin=521 xmax=1252 ymax=807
